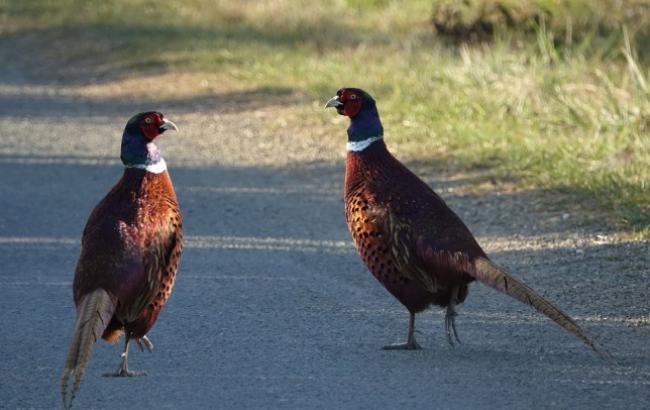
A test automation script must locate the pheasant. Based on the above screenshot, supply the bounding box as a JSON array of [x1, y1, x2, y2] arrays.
[[326, 88, 608, 357], [61, 112, 183, 409]]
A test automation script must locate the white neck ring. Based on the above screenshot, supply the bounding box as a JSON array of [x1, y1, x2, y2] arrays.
[[346, 136, 383, 152], [125, 158, 167, 174]]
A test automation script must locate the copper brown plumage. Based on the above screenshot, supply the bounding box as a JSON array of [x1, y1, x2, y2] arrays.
[[327, 88, 610, 357], [61, 112, 182, 409]]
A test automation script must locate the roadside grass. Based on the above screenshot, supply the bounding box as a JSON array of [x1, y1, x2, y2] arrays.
[[1, 0, 648, 236]]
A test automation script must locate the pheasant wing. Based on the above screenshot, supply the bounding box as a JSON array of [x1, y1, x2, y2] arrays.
[[371, 207, 439, 293], [128, 210, 183, 322]]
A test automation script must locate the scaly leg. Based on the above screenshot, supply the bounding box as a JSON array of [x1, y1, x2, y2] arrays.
[[103, 334, 149, 377], [382, 312, 422, 350], [445, 287, 461, 346]]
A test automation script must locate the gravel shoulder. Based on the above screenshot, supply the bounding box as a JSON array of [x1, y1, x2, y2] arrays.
[[0, 49, 649, 409]]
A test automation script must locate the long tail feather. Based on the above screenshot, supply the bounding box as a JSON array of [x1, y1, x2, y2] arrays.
[[472, 257, 612, 361], [61, 288, 116, 409]]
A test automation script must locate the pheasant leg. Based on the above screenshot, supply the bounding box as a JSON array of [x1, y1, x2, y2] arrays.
[[445, 287, 461, 346], [135, 335, 154, 352], [103, 335, 148, 377], [382, 312, 422, 350]]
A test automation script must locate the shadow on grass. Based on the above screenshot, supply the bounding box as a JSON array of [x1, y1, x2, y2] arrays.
[[0, 15, 372, 85], [405, 156, 650, 235], [0, 85, 305, 118]]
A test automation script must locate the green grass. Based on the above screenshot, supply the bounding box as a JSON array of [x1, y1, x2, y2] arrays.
[[1, 0, 648, 235]]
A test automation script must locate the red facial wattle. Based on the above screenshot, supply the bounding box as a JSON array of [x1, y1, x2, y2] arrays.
[[337, 90, 362, 117], [141, 124, 160, 141], [343, 98, 362, 117], [139, 114, 164, 141]]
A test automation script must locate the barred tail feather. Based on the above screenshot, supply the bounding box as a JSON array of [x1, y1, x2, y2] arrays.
[[472, 257, 612, 361], [61, 288, 116, 409]]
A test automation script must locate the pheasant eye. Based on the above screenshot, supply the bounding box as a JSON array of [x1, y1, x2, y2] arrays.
[[144, 117, 153, 124], [350, 94, 357, 100]]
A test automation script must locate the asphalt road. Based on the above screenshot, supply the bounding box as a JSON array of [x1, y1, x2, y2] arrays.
[[1, 56, 649, 409]]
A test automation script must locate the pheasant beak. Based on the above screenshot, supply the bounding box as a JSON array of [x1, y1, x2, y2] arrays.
[[324, 95, 343, 109], [159, 118, 179, 133]]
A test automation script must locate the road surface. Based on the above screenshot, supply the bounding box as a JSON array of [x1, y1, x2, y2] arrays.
[[0, 48, 649, 409]]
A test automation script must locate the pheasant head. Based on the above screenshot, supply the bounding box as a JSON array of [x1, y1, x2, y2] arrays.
[[120, 111, 178, 171], [325, 88, 383, 150]]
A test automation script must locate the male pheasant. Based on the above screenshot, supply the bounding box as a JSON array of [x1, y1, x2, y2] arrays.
[[61, 112, 183, 408], [326, 88, 608, 357]]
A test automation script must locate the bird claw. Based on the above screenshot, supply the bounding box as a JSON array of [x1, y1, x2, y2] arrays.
[[103, 369, 147, 377], [384, 312, 422, 350], [382, 337, 422, 350], [445, 309, 461, 346], [102, 335, 151, 378], [135, 336, 154, 353], [103, 352, 148, 377]]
